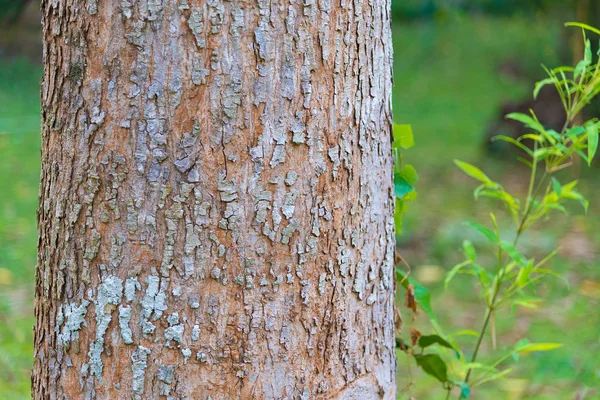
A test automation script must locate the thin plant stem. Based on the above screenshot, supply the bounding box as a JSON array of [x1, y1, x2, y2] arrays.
[[462, 243, 505, 386], [461, 148, 548, 395], [463, 308, 492, 385], [516, 171, 548, 242]]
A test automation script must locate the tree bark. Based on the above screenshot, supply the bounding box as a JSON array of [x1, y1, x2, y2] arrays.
[[33, 0, 395, 398]]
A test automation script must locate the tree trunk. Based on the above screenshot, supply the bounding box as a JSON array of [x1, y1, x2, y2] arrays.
[[33, 0, 395, 398]]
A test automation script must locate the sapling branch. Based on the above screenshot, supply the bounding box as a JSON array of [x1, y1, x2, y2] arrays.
[[462, 152, 541, 389], [404, 22, 600, 400], [462, 130, 564, 393]]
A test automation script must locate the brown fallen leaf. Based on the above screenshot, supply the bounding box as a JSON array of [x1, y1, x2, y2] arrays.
[[394, 306, 403, 335], [410, 327, 422, 347], [405, 284, 418, 315]]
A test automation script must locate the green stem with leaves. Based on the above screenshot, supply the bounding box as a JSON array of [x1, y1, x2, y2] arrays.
[[461, 154, 547, 393], [410, 23, 600, 400]]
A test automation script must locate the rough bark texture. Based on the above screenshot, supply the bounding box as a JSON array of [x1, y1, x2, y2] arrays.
[[33, 0, 395, 398]]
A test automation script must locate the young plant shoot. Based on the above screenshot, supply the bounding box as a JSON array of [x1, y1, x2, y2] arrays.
[[396, 22, 600, 399]]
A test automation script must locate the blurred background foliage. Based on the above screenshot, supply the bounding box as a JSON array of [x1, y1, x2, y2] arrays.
[[0, 0, 599, 399]]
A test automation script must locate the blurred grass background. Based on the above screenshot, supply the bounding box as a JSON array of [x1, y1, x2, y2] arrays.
[[0, 1, 599, 399], [0, 58, 41, 397]]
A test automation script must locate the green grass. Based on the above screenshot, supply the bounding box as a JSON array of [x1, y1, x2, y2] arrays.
[[393, 15, 600, 399], [0, 57, 41, 398]]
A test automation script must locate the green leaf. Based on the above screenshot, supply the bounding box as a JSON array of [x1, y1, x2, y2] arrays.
[[474, 183, 497, 199], [475, 189, 520, 224], [414, 354, 448, 383], [492, 135, 533, 156], [516, 261, 533, 287], [585, 38, 593, 64], [534, 247, 561, 270], [546, 129, 561, 141], [520, 133, 543, 142], [396, 268, 444, 335], [512, 298, 541, 309], [473, 264, 493, 288], [393, 123, 415, 149], [459, 382, 471, 399], [555, 143, 569, 153], [503, 260, 518, 275], [509, 111, 560, 144], [575, 148, 590, 164], [454, 160, 492, 184], [465, 222, 499, 243], [560, 181, 589, 212], [541, 65, 569, 111], [506, 112, 540, 128], [473, 368, 515, 387], [394, 174, 414, 199], [551, 177, 562, 196], [517, 157, 533, 168], [394, 164, 419, 200], [535, 268, 571, 288], [545, 203, 568, 215], [399, 164, 419, 185], [562, 180, 578, 191], [451, 330, 479, 337], [587, 123, 598, 165], [534, 147, 563, 160], [574, 59, 589, 79], [566, 126, 586, 137], [463, 240, 476, 262], [418, 335, 454, 350], [506, 112, 546, 137], [445, 260, 471, 289], [515, 342, 563, 353], [500, 241, 527, 267], [533, 78, 554, 99]]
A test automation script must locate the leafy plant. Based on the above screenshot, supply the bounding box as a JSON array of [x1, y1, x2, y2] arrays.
[[396, 22, 600, 398], [393, 123, 418, 235]]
